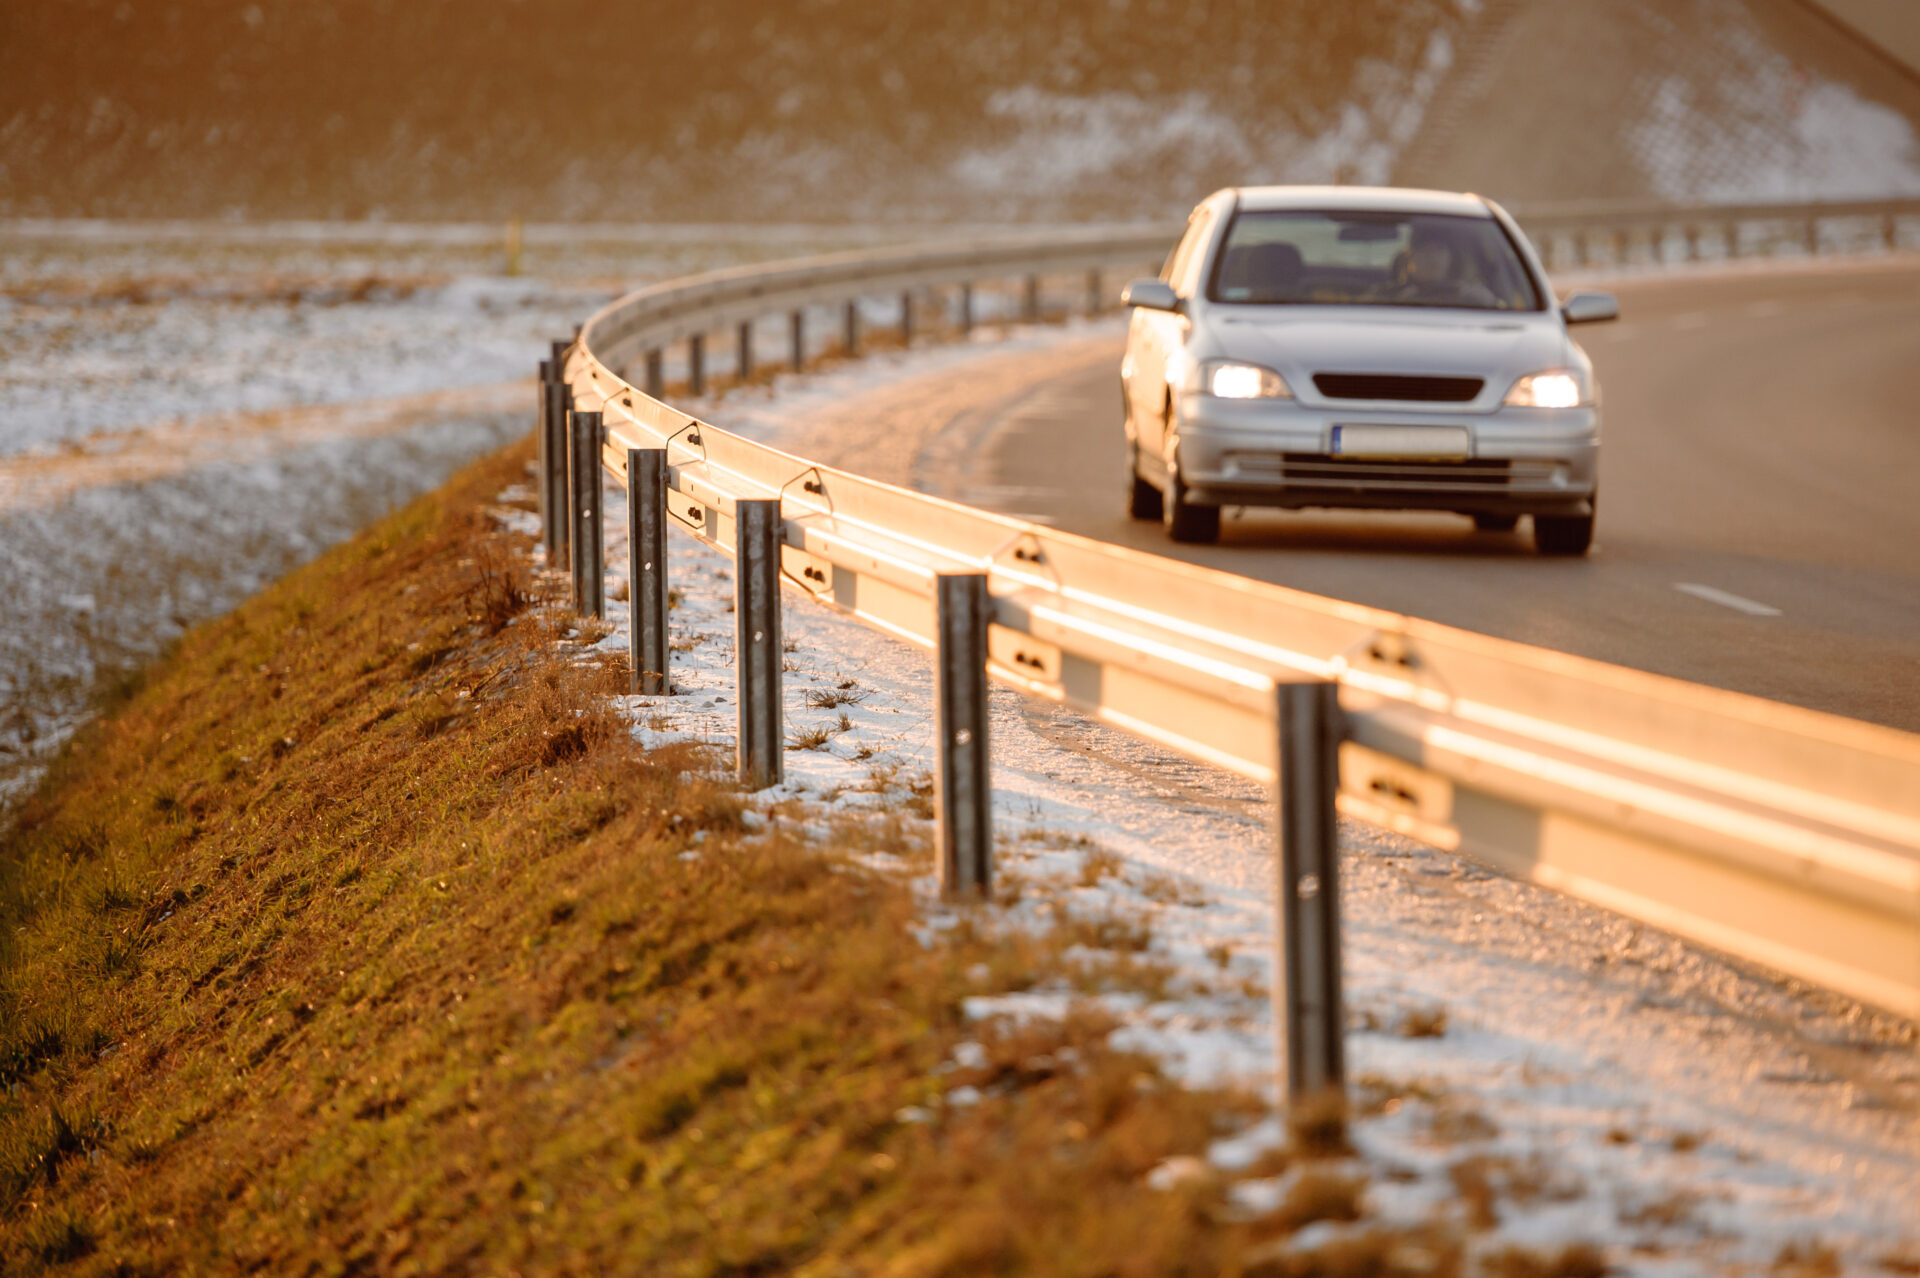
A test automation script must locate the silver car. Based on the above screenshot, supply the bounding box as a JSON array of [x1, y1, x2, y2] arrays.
[[1120, 186, 1617, 554]]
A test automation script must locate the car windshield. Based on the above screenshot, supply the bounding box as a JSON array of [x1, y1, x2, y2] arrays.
[[1206, 209, 1543, 312]]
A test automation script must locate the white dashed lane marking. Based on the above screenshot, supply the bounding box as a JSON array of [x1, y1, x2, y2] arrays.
[[1674, 582, 1782, 616]]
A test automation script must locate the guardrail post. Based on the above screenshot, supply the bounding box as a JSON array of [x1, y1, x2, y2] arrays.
[[645, 349, 664, 400], [1574, 230, 1589, 268], [843, 301, 860, 356], [790, 310, 805, 371], [688, 334, 706, 397], [1085, 267, 1102, 315], [1272, 680, 1345, 1111], [544, 378, 571, 572], [734, 499, 783, 788], [1726, 222, 1740, 259], [1023, 274, 1041, 322], [568, 410, 605, 618], [958, 283, 974, 335], [737, 320, 754, 383], [1804, 217, 1820, 256], [935, 574, 992, 900], [1884, 213, 1900, 252], [900, 290, 914, 346], [536, 358, 553, 545], [627, 447, 670, 696]]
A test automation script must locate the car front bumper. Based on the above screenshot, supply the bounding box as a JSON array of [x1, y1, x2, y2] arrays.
[[1170, 393, 1599, 516]]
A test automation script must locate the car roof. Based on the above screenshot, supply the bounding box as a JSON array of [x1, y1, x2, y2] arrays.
[[1224, 185, 1493, 217]]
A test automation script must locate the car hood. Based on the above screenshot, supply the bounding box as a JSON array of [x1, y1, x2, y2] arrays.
[[1207, 307, 1571, 396]]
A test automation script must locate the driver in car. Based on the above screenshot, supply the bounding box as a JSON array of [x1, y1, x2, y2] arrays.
[[1384, 223, 1500, 308]]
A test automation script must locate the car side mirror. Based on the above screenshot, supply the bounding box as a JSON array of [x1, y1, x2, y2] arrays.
[[1562, 291, 1619, 325], [1122, 278, 1182, 313]]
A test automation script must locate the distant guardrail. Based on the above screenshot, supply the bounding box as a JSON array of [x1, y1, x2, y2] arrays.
[[539, 197, 1920, 1106], [1515, 194, 1920, 269]]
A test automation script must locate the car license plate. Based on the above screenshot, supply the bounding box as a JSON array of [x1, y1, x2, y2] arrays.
[[1331, 425, 1471, 459]]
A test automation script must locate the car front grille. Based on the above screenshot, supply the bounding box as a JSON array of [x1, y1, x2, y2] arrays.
[[1311, 373, 1485, 403], [1271, 454, 1527, 491]]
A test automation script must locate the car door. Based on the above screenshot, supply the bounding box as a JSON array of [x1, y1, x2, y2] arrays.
[[1129, 203, 1217, 465]]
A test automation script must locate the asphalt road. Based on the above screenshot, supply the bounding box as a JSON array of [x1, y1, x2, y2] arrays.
[[917, 260, 1920, 732]]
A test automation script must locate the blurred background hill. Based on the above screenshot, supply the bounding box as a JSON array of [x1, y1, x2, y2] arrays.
[[0, 0, 1453, 223], [3, 0, 1920, 222]]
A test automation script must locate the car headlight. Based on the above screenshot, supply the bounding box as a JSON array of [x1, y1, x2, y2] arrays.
[[1199, 360, 1292, 400], [1503, 370, 1587, 408]]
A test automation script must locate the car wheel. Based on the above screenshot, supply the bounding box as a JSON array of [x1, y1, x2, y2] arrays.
[[1162, 461, 1220, 544], [1126, 444, 1163, 521], [1533, 513, 1594, 556], [1472, 513, 1519, 533]]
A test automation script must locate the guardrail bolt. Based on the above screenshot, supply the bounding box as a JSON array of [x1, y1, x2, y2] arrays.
[[935, 573, 993, 901], [1272, 680, 1346, 1112], [737, 320, 754, 384], [627, 447, 671, 696], [843, 301, 860, 357], [688, 334, 706, 398], [645, 348, 664, 400], [568, 410, 605, 618], [1023, 274, 1041, 323], [958, 283, 974, 335], [734, 499, 783, 788], [790, 310, 806, 371], [544, 378, 572, 572]]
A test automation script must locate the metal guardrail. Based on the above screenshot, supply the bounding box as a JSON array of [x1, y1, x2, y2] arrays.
[[544, 203, 1920, 1096], [1515, 195, 1920, 269]]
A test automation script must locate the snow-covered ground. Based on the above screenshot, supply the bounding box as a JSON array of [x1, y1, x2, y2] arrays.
[[0, 221, 912, 806], [1624, 3, 1920, 205], [543, 316, 1920, 1271]]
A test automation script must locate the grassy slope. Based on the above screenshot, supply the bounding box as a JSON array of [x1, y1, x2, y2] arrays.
[[0, 440, 1443, 1275]]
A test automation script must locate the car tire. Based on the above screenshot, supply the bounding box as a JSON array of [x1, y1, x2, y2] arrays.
[[1162, 463, 1220, 544], [1472, 513, 1519, 533], [1126, 445, 1163, 521], [1533, 513, 1594, 556]]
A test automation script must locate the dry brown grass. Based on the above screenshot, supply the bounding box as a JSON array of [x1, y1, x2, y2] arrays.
[[1274, 1088, 1351, 1163], [1398, 1005, 1449, 1039], [1480, 1242, 1610, 1278], [1617, 1187, 1701, 1230], [1242, 1223, 1464, 1277], [1772, 1239, 1842, 1277], [1427, 1101, 1501, 1145], [1077, 845, 1124, 888], [802, 685, 868, 710], [0, 436, 1438, 1275], [1447, 1153, 1585, 1234]]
